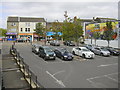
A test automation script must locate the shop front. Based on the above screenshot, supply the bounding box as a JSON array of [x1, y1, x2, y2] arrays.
[[6, 32, 17, 41], [18, 33, 33, 42]]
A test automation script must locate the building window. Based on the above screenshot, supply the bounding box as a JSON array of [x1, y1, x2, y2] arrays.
[[28, 28, 30, 32], [26, 22, 30, 26], [25, 28, 27, 32], [21, 28, 23, 32], [11, 23, 16, 26]]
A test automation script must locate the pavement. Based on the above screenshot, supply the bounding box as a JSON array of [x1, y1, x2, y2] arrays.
[[14, 42, 119, 88], [2, 42, 29, 89]]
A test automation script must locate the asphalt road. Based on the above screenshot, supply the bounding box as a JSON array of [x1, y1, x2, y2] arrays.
[[15, 43, 118, 88]]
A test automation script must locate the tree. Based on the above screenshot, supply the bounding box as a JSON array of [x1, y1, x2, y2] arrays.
[[34, 23, 45, 40], [62, 17, 83, 46], [92, 31, 100, 45], [62, 20, 74, 41], [103, 21, 114, 47], [34, 23, 48, 45], [0, 28, 7, 36], [73, 17, 83, 46], [51, 21, 63, 40]]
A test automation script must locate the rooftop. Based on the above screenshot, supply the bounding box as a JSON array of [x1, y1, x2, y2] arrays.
[[7, 16, 45, 22]]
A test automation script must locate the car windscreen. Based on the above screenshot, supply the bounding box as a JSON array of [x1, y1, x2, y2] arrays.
[[44, 48, 53, 53], [82, 48, 90, 51], [60, 49, 69, 53], [101, 48, 108, 51]]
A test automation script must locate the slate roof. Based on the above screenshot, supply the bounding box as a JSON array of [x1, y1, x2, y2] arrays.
[[7, 16, 45, 22]]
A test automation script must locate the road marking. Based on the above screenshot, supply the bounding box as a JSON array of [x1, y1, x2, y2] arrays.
[[46, 71, 66, 87], [87, 72, 118, 80], [33, 53, 48, 63], [104, 75, 118, 83], [97, 63, 118, 67], [86, 72, 119, 88], [87, 78, 106, 88], [53, 70, 65, 76]]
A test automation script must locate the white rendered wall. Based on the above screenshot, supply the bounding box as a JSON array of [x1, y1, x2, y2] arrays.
[[85, 39, 119, 48]]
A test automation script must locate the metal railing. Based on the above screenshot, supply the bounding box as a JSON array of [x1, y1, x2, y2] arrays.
[[10, 45, 44, 89]]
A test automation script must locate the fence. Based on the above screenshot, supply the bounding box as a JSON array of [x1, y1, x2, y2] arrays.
[[10, 45, 44, 89]]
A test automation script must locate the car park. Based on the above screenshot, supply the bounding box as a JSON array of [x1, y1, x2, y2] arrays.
[[92, 47, 110, 56], [38, 46, 56, 60], [106, 47, 120, 56], [72, 47, 95, 59], [32, 44, 41, 54], [50, 40, 60, 46], [63, 41, 75, 46], [54, 48, 73, 60]]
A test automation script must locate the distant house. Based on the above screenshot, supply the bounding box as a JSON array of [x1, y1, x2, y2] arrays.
[[7, 16, 46, 41]]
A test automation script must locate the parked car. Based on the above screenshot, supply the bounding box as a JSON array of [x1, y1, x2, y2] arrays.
[[106, 47, 120, 56], [54, 48, 73, 60], [16, 38, 24, 42], [63, 41, 75, 46], [83, 44, 97, 52], [32, 44, 41, 54], [38, 46, 56, 60], [72, 47, 95, 59], [92, 47, 110, 56], [50, 40, 60, 46]]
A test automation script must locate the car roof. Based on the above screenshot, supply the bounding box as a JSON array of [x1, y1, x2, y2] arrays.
[[78, 47, 87, 49]]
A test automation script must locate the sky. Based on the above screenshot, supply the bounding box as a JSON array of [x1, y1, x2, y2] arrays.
[[0, 0, 119, 29]]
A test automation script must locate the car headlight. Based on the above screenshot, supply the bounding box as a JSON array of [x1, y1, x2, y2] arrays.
[[54, 54, 56, 56], [46, 54, 49, 56], [64, 56, 68, 57], [36, 49, 39, 52]]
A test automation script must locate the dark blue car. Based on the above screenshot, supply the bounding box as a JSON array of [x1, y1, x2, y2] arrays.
[[54, 48, 73, 61]]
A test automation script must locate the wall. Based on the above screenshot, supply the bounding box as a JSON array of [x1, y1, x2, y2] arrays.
[[84, 39, 119, 48]]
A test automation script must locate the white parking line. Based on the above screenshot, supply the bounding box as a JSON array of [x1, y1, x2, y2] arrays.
[[53, 70, 65, 76], [97, 63, 118, 67], [86, 72, 118, 88], [87, 72, 118, 80], [86, 78, 106, 88], [46, 71, 66, 87], [104, 75, 118, 83], [33, 53, 48, 63]]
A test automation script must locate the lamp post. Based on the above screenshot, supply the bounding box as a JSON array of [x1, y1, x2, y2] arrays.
[[44, 19, 47, 45]]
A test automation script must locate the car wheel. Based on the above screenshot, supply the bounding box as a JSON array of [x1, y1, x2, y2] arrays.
[[100, 53, 103, 56], [82, 54, 86, 58], [72, 51, 75, 55], [38, 54, 41, 57], [44, 57, 47, 61], [61, 56, 64, 60]]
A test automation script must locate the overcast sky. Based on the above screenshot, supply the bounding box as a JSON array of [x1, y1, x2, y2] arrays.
[[0, 0, 119, 29]]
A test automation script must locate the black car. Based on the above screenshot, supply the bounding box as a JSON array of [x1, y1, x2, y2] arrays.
[[106, 47, 120, 56], [38, 46, 56, 60], [63, 41, 75, 46], [54, 48, 73, 60]]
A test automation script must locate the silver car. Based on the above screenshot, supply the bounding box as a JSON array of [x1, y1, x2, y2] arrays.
[[92, 47, 110, 56], [32, 44, 41, 54], [50, 40, 60, 46]]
